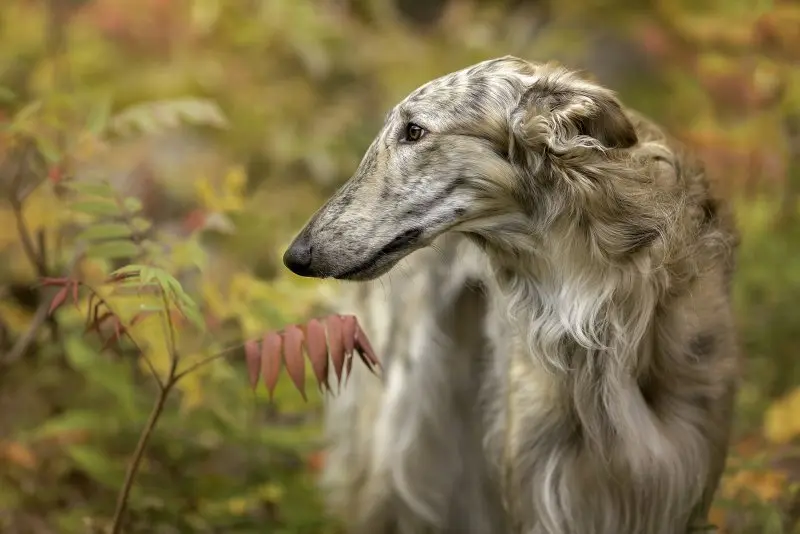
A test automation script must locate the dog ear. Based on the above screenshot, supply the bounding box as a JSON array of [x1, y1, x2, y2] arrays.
[[509, 71, 638, 160]]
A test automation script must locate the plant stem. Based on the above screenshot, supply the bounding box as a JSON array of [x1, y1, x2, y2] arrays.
[[110, 380, 173, 534], [110, 287, 181, 533]]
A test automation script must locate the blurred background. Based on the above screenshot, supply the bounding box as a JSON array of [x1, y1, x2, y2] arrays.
[[0, 0, 798, 532]]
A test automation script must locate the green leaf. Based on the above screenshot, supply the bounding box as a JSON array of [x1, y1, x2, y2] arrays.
[[87, 240, 140, 260], [123, 197, 143, 213], [110, 264, 147, 278], [67, 180, 116, 198], [11, 100, 42, 128], [138, 265, 158, 285], [67, 444, 126, 489], [87, 94, 112, 136], [72, 200, 120, 217], [38, 137, 61, 164], [110, 97, 229, 137], [180, 302, 206, 332], [64, 335, 140, 417], [131, 217, 153, 233], [77, 223, 133, 242], [0, 86, 15, 103], [33, 410, 119, 440]]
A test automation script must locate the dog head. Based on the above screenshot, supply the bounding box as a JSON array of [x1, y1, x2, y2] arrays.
[[283, 56, 644, 280]]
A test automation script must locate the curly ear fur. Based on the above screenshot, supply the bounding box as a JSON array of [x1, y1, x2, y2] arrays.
[[509, 67, 639, 159]]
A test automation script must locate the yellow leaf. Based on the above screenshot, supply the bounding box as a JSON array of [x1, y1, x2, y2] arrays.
[[0, 300, 35, 334], [226, 496, 249, 516], [222, 165, 247, 195], [177, 370, 206, 413], [258, 482, 285, 503], [722, 467, 787, 503], [193, 176, 220, 212], [764, 387, 800, 445]]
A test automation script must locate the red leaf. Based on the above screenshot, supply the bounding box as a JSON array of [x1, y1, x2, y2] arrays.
[[113, 317, 123, 340], [261, 332, 283, 401], [325, 315, 345, 390], [101, 333, 116, 351], [101, 317, 124, 351], [283, 325, 307, 401], [48, 166, 62, 184], [48, 286, 69, 316], [86, 311, 113, 335], [40, 277, 68, 287], [342, 315, 356, 357], [354, 319, 380, 374], [305, 319, 330, 393], [244, 339, 260, 391], [130, 310, 155, 326], [182, 209, 207, 233], [344, 351, 354, 386]]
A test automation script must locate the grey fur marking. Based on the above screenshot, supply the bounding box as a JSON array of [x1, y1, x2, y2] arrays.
[[286, 56, 741, 534]]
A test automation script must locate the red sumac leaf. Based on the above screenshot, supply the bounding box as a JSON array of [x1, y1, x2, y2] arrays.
[[354, 320, 380, 374], [101, 333, 116, 351], [342, 315, 356, 357], [283, 324, 307, 401], [261, 332, 283, 401], [344, 351, 354, 386], [86, 311, 112, 335], [244, 339, 260, 391], [40, 277, 68, 287], [130, 310, 154, 326], [325, 315, 345, 390], [112, 316, 123, 340], [305, 318, 330, 393], [48, 286, 69, 316]]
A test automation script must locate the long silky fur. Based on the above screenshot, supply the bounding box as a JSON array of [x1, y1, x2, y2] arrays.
[[297, 56, 741, 534]]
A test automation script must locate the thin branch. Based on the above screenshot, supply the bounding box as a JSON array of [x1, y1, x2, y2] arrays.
[[138, 349, 165, 392], [173, 345, 239, 383], [109, 287, 182, 533], [3, 248, 84, 365], [3, 302, 49, 365], [109, 379, 173, 534], [11, 198, 47, 277]]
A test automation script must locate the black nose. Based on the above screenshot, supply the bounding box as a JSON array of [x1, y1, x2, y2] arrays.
[[283, 234, 315, 277]]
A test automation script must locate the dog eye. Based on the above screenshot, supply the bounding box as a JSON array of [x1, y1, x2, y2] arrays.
[[403, 123, 425, 142]]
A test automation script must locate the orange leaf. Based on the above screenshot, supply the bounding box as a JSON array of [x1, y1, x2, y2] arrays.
[[307, 449, 326, 473], [261, 332, 283, 402], [707, 506, 727, 534], [283, 325, 307, 401], [0, 441, 37, 470], [244, 339, 260, 391], [305, 319, 330, 393]]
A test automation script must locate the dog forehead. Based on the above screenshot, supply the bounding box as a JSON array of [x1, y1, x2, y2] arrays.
[[404, 56, 527, 101]]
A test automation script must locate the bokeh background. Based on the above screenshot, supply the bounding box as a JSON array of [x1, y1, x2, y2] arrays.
[[0, 0, 798, 533]]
